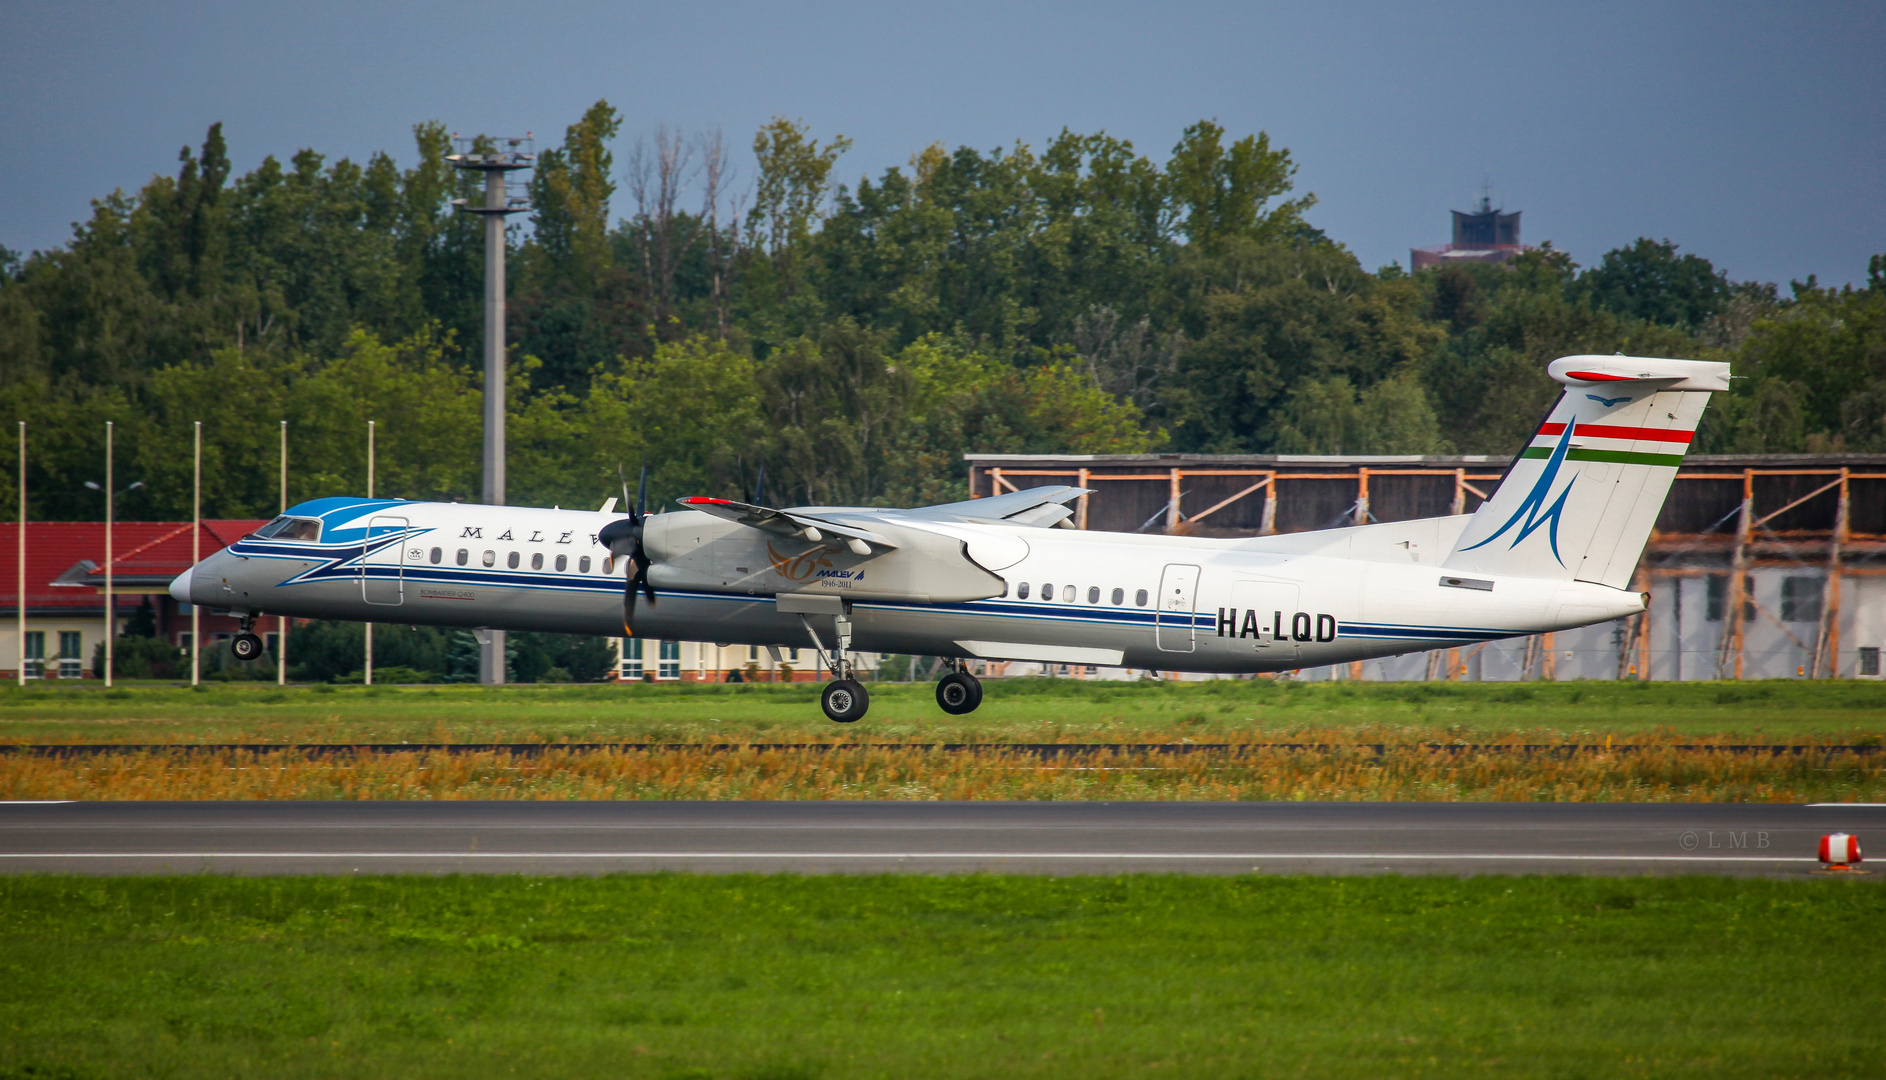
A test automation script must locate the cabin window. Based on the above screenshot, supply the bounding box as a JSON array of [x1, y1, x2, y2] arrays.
[[579, 556, 591, 573], [429, 547, 442, 564], [531, 553, 544, 570], [1016, 582, 1030, 600], [482, 550, 496, 567], [1000, 581, 1009, 597], [1111, 588, 1124, 605], [507, 552, 520, 569], [1088, 586, 1100, 604], [555, 554, 567, 572], [1063, 585, 1075, 602], [604, 556, 614, 573], [1135, 589, 1149, 606], [456, 548, 468, 566], [1042, 583, 1054, 600]]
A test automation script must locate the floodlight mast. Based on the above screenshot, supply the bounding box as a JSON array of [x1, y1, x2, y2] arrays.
[[449, 135, 533, 685]]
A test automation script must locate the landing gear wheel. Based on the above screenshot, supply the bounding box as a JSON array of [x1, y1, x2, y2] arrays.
[[230, 632, 265, 662], [821, 679, 870, 723], [936, 671, 983, 715]]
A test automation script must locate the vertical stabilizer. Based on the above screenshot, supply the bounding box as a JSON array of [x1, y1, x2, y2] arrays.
[[1442, 355, 1729, 588]]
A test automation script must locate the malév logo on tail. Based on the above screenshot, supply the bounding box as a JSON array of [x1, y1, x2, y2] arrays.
[[1460, 418, 1577, 564]]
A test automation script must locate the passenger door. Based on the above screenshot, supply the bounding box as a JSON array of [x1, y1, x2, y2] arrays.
[[1155, 563, 1202, 652], [362, 515, 409, 606]]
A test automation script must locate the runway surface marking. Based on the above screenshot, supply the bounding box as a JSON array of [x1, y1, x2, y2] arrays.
[[0, 852, 1820, 863]]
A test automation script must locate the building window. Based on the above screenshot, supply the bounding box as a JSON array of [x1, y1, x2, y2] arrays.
[[178, 633, 193, 652], [1111, 588, 1124, 605], [1780, 576, 1822, 623], [22, 631, 44, 678], [658, 640, 681, 680], [749, 645, 760, 662], [1860, 647, 1881, 677], [621, 638, 644, 680], [265, 633, 279, 658], [58, 631, 83, 679], [1704, 575, 1753, 622]]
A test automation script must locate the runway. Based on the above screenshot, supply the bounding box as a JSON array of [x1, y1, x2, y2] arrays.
[[2, 801, 1880, 876]]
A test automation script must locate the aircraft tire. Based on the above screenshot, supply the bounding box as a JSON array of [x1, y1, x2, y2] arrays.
[[936, 671, 982, 715], [230, 633, 265, 662], [821, 679, 870, 723]]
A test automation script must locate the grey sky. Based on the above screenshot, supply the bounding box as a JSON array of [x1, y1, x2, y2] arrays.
[[5, 0, 1881, 286]]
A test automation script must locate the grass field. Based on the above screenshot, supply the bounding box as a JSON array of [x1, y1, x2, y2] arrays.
[[5, 680, 1880, 802], [3, 679, 1883, 744], [0, 874, 1879, 1080]]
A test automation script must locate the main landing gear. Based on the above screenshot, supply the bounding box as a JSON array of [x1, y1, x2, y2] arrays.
[[802, 610, 871, 724], [935, 660, 983, 715], [230, 615, 265, 662]]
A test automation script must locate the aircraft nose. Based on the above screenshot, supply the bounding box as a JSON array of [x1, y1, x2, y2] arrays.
[[169, 567, 196, 604]]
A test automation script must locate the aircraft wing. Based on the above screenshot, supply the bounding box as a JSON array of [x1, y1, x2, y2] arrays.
[[897, 485, 1092, 528], [678, 497, 894, 553]]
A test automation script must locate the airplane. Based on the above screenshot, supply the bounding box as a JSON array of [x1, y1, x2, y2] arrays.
[[172, 354, 1729, 723]]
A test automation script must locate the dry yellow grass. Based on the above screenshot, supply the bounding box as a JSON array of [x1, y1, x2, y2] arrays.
[[4, 738, 1881, 802]]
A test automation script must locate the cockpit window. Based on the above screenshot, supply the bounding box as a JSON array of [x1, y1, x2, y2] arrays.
[[255, 516, 322, 541]]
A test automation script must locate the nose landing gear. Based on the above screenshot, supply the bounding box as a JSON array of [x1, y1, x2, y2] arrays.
[[230, 614, 266, 662], [936, 662, 983, 715]]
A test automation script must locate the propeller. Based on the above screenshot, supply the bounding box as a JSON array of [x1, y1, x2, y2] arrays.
[[598, 463, 656, 630], [750, 460, 767, 507]]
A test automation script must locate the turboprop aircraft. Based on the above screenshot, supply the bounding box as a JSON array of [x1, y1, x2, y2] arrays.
[[172, 355, 1729, 723]]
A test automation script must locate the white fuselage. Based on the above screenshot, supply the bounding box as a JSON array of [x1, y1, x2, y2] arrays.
[[176, 498, 1645, 674]]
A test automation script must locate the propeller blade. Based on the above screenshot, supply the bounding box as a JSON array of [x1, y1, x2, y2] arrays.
[[636, 463, 649, 518], [752, 461, 766, 507]]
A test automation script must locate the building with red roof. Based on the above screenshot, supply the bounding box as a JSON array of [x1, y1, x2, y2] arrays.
[[2, 519, 267, 678]]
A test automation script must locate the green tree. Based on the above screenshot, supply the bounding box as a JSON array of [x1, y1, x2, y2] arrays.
[[1579, 237, 1728, 330]]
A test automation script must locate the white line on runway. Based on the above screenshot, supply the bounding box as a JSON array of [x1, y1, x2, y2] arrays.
[[0, 852, 1821, 862], [1806, 803, 1886, 807]]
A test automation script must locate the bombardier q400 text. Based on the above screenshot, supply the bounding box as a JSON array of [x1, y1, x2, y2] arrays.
[[173, 355, 1728, 722]]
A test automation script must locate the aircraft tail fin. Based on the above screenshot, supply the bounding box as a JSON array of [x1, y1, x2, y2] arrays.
[[1441, 355, 1729, 588]]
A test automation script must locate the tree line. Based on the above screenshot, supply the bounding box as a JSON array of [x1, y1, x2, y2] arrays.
[[3, 100, 1883, 522]]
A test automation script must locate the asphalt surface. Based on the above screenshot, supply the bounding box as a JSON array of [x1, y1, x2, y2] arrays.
[[2, 801, 1881, 876]]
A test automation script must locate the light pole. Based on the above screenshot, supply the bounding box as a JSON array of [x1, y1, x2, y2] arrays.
[[191, 420, 201, 687], [15, 422, 23, 686], [278, 420, 287, 685], [449, 134, 532, 685], [365, 419, 374, 686], [84, 465, 141, 687]]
